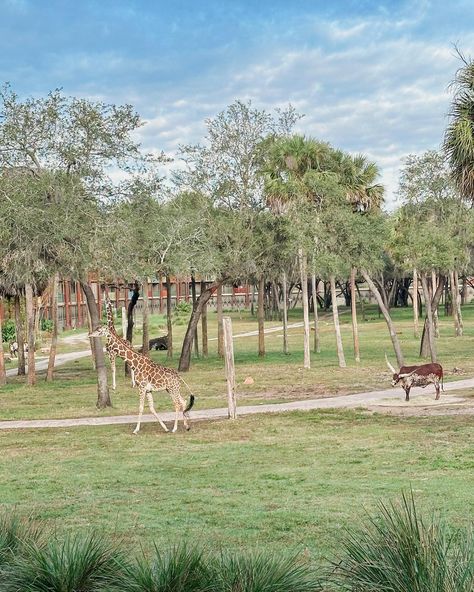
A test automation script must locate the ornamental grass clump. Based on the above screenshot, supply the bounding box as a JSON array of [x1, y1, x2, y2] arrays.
[[112, 543, 207, 592], [206, 551, 322, 592], [0, 513, 42, 568], [3, 532, 123, 592], [331, 492, 474, 592]]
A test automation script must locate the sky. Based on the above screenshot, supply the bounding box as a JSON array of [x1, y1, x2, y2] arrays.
[[1, 0, 474, 209]]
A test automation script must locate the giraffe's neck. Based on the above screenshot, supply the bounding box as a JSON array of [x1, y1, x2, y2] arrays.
[[105, 299, 115, 330], [108, 333, 139, 366]]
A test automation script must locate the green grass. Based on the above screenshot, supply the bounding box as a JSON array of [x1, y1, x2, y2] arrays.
[[0, 410, 472, 566], [2, 303, 474, 421]]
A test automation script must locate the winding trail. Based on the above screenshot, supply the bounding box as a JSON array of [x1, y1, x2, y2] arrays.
[[2, 325, 472, 431], [0, 377, 472, 431]]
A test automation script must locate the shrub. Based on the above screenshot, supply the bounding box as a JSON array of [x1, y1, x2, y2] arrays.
[[173, 302, 192, 326], [0, 513, 42, 569], [113, 543, 207, 592], [40, 318, 53, 333], [207, 551, 322, 592], [331, 492, 474, 592], [3, 532, 123, 592], [1, 320, 15, 344]]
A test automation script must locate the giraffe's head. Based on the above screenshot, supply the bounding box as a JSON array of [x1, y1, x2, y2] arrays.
[[88, 325, 111, 338]]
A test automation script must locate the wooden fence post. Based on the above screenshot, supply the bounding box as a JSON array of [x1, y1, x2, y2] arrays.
[[223, 316, 237, 419]]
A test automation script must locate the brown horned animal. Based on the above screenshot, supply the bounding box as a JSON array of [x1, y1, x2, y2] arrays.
[[89, 323, 194, 434], [385, 354, 444, 402]]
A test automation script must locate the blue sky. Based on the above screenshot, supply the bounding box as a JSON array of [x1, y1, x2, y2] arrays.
[[2, 0, 474, 207]]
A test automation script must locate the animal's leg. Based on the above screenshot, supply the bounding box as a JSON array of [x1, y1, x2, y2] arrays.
[[405, 386, 410, 402], [131, 368, 136, 388], [180, 395, 190, 431], [146, 392, 169, 432], [435, 378, 440, 400], [133, 388, 146, 435], [168, 386, 187, 433]]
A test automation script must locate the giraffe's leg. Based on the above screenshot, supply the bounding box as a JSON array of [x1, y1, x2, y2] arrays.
[[146, 392, 169, 432], [180, 395, 190, 431], [133, 388, 146, 435], [131, 368, 136, 388], [173, 402, 180, 433]]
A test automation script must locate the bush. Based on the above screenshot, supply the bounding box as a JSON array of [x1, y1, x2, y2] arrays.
[[1, 320, 15, 344], [114, 544, 207, 592], [3, 532, 123, 592], [331, 492, 474, 591], [207, 551, 322, 592], [173, 301, 192, 326], [40, 318, 53, 333], [0, 513, 42, 569]]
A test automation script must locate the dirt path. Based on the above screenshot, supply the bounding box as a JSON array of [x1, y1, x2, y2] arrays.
[[0, 378, 472, 431]]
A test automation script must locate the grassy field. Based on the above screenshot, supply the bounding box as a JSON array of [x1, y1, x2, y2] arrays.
[[1, 304, 473, 568], [1, 304, 474, 420], [0, 410, 472, 566]]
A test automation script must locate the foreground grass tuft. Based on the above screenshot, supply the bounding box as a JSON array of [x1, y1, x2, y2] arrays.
[[332, 491, 474, 591], [207, 551, 322, 592], [3, 532, 123, 592], [115, 544, 207, 592], [0, 513, 42, 568]]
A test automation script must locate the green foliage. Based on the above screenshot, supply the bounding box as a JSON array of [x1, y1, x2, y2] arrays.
[[0, 514, 42, 569], [40, 318, 53, 333], [114, 544, 207, 592], [3, 532, 123, 592], [207, 551, 322, 592], [1, 320, 15, 344], [332, 492, 474, 591], [172, 301, 192, 325], [444, 53, 474, 201]]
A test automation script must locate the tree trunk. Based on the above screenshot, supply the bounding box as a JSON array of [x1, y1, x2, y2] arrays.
[[450, 270, 459, 336], [350, 268, 360, 362], [166, 275, 173, 359], [191, 275, 199, 357], [413, 268, 419, 338], [299, 248, 311, 369], [125, 282, 140, 373], [142, 278, 150, 356], [14, 294, 26, 376], [201, 280, 208, 358], [178, 281, 220, 372], [461, 276, 467, 305], [362, 270, 404, 367], [419, 275, 445, 358], [421, 273, 437, 362], [0, 298, 6, 386], [282, 271, 289, 355], [46, 272, 59, 381], [25, 283, 36, 386], [81, 281, 111, 408], [86, 305, 96, 370], [454, 270, 463, 336], [217, 283, 224, 358], [311, 274, 321, 353], [330, 275, 346, 368], [431, 270, 439, 338], [258, 275, 265, 357]]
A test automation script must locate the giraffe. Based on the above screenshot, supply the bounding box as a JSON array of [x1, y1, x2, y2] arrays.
[[104, 298, 135, 389], [89, 323, 195, 434]]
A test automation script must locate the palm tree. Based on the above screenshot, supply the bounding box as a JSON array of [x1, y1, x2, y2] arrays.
[[444, 51, 474, 201]]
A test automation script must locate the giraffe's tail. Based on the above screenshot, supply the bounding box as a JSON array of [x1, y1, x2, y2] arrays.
[[184, 394, 195, 413]]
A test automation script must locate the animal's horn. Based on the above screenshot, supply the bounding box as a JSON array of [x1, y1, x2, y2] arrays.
[[385, 353, 396, 374]]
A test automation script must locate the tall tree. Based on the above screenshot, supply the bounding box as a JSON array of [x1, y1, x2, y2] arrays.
[[444, 51, 474, 202]]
